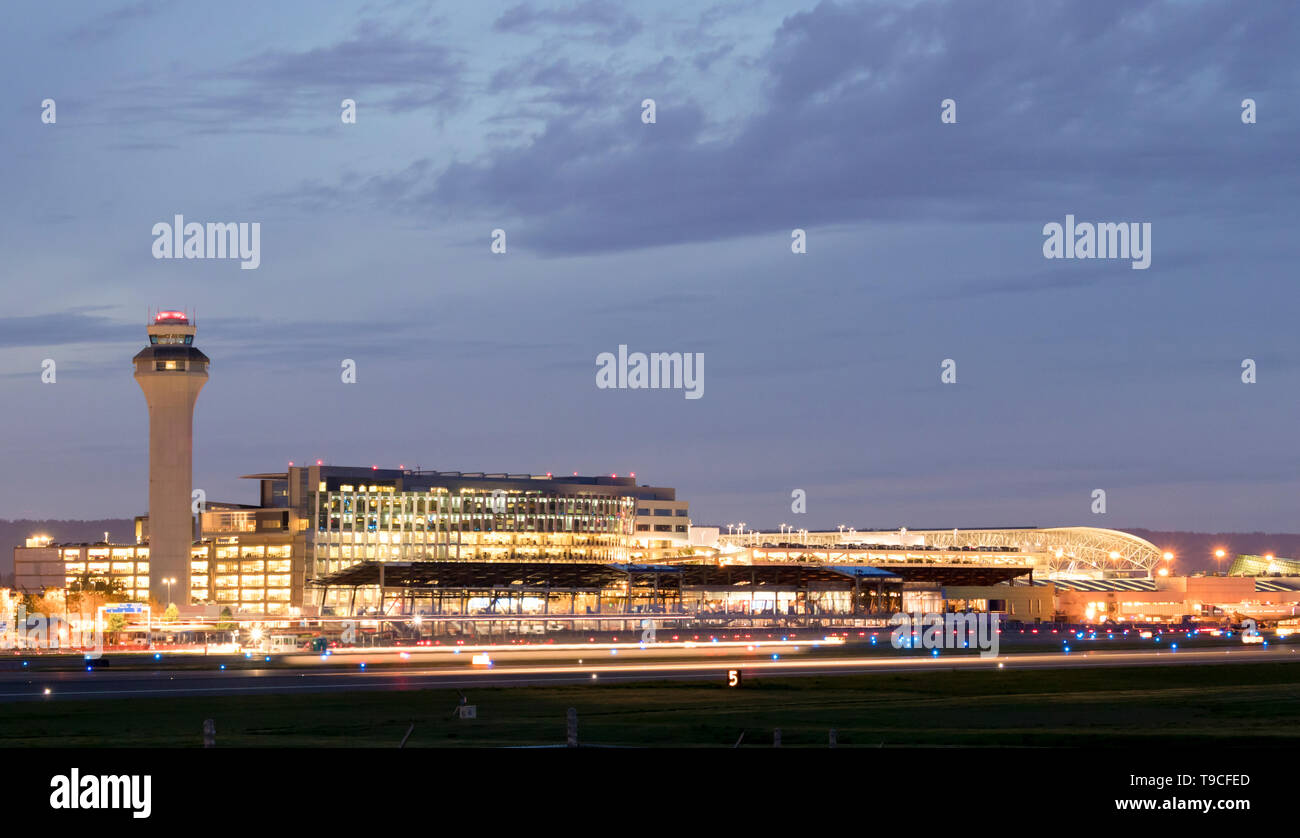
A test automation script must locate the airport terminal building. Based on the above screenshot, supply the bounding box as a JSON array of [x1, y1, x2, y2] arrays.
[[10, 309, 1300, 633], [203, 465, 687, 614], [17, 464, 689, 616]]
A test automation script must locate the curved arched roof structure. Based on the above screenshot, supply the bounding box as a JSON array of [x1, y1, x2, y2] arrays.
[[911, 527, 1163, 576], [717, 526, 1164, 578]]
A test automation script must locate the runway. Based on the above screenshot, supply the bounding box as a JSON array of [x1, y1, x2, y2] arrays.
[[1, 644, 1296, 702]]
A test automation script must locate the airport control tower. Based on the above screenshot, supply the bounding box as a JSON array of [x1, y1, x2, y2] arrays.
[[133, 310, 209, 606]]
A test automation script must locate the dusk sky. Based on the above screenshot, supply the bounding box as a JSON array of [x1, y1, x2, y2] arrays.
[[2, 0, 1298, 532]]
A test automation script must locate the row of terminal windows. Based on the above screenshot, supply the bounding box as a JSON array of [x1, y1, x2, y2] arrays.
[[637, 525, 688, 533], [637, 508, 689, 516]]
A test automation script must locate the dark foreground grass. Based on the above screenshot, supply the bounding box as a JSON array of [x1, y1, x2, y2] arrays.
[[3, 662, 1300, 747]]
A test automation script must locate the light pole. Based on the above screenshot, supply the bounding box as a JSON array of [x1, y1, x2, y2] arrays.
[[163, 576, 177, 607]]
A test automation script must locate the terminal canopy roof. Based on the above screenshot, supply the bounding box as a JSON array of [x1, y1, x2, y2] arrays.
[[311, 561, 902, 591]]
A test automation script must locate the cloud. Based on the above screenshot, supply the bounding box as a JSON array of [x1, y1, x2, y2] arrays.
[[92, 19, 463, 134], [494, 1, 643, 46], [222, 23, 462, 113], [269, 1, 1300, 256], [0, 309, 136, 349], [66, 0, 165, 45]]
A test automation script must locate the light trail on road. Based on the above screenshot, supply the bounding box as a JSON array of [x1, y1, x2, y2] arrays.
[[0, 645, 1295, 702]]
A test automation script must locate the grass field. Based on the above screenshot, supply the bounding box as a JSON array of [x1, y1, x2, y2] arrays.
[[3, 662, 1300, 748]]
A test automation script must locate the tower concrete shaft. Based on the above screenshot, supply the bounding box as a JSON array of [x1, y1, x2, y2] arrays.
[[132, 311, 208, 606]]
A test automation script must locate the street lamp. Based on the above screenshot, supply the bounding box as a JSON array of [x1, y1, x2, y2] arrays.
[[162, 576, 177, 606]]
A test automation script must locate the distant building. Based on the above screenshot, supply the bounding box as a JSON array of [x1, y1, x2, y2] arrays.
[[1228, 554, 1300, 576]]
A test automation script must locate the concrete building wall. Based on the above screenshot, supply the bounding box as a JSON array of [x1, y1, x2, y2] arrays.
[[633, 498, 690, 556], [134, 353, 206, 604], [689, 526, 720, 548], [13, 546, 64, 594]]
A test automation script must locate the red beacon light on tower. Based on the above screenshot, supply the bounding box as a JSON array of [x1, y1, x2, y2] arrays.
[[155, 310, 188, 322]]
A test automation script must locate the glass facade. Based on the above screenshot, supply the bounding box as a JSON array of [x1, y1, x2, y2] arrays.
[[311, 486, 636, 612], [60, 546, 150, 601], [197, 542, 294, 615]]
